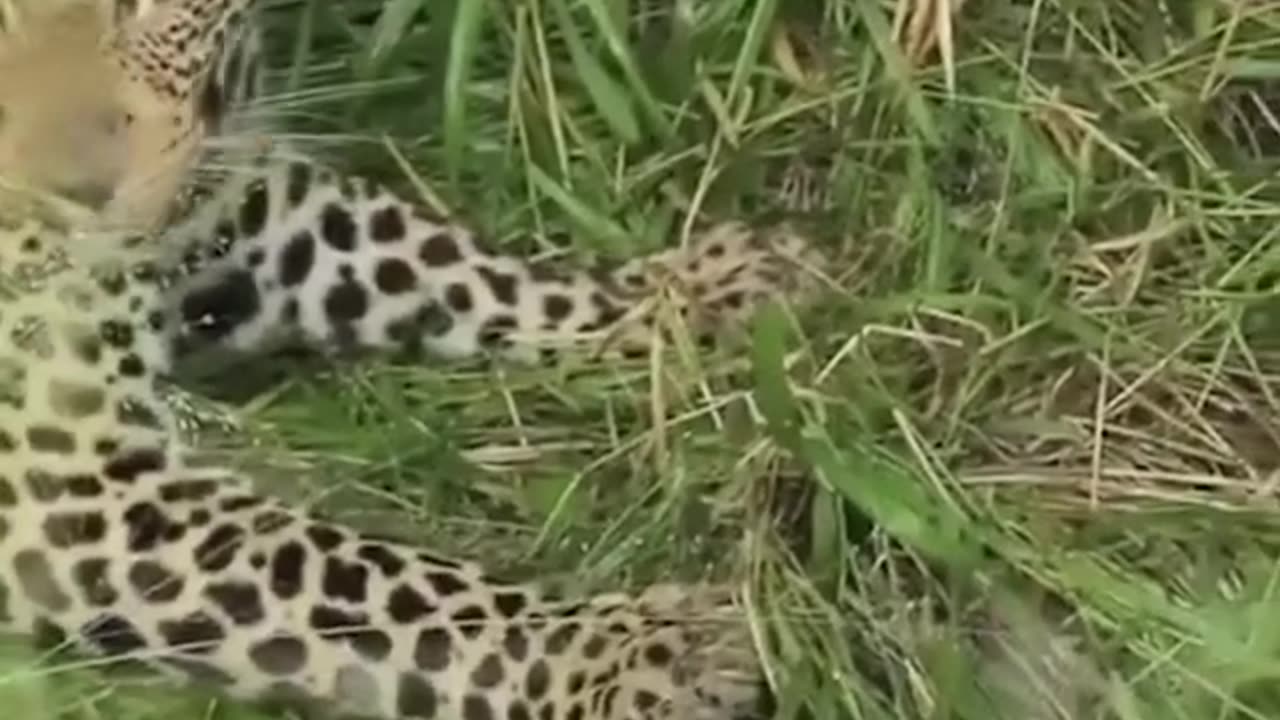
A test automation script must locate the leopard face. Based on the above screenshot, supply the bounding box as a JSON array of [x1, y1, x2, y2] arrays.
[[0, 0, 252, 235]]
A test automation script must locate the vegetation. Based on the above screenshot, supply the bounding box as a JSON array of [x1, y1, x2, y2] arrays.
[[8, 1, 1280, 717]]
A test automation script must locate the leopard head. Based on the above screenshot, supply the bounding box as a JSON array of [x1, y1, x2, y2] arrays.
[[0, 0, 251, 234]]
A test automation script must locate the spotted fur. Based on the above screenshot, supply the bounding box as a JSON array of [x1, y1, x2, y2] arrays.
[[0, 1, 821, 719], [160, 166, 818, 363]]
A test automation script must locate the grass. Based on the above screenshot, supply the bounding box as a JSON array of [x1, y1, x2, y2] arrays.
[[8, 0, 1280, 718]]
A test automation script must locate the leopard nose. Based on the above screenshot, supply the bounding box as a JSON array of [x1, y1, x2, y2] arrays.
[[56, 181, 113, 209]]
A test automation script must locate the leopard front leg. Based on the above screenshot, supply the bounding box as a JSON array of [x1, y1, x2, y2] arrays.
[[161, 162, 820, 366], [4, 467, 766, 720]]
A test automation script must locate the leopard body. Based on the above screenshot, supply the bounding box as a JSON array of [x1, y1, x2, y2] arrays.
[[0, 2, 818, 718]]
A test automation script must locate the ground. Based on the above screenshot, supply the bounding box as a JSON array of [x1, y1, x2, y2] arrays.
[[4, 1, 1280, 718]]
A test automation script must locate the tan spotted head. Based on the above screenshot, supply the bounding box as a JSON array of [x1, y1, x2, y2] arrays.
[[0, 0, 251, 233]]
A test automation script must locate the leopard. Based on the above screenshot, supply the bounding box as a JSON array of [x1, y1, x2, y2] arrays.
[[0, 1, 822, 719]]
